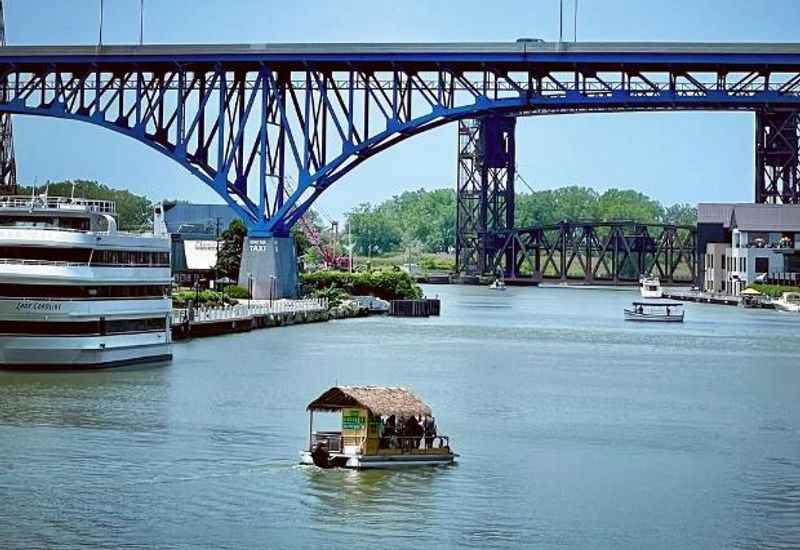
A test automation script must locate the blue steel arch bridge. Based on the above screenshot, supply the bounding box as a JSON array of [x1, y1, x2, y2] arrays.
[[2, 41, 800, 294]]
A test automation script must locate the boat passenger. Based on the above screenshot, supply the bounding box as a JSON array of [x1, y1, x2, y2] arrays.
[[637, 305, 643, 314], [423, 416, 437, 449], [381, 415, 397, 449], [404, 415, 424, 449]]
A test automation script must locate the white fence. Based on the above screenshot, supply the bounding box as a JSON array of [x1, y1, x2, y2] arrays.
[[173, 298, 328, 324]]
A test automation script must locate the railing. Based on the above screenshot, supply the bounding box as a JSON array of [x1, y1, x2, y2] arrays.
[[0, 195, 116, 214], [173, 298, 328, 324], [310, 432, 450, 453]]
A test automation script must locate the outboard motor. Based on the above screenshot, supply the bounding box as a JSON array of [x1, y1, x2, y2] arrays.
[[310, 441, 332, 468]]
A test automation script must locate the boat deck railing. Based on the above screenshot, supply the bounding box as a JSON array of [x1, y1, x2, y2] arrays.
[[311, 431, 450, 453], [0, 195, 116, 214]]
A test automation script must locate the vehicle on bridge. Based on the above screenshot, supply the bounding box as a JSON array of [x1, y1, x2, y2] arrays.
[[301, 386, 456, 469], [0, 194, 172, 368]]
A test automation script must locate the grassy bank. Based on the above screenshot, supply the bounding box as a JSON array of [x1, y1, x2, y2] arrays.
[[750, 283, 800, 298]]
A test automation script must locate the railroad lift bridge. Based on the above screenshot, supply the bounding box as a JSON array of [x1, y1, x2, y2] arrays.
[[3, 41, 800, 295]]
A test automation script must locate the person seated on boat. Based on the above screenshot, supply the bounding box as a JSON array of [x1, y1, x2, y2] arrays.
[[403, 415, 424, 450], [636, 305, 643, 314], [381, 415, 397, 449], [423, 416, 437, 449]]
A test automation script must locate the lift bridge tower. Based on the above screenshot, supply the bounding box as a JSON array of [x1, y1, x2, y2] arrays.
[[455, 117, 516, 278], [0, 0, 15, 194]]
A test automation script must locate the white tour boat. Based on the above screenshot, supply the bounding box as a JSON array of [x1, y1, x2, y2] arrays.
[[0, 194, 172, 369], [772, 292, 800, 313], [639, 276, 663, 299], [301, 386, 457, 469]]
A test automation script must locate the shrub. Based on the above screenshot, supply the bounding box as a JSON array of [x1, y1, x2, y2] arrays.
[[751, 283, 799, 298], [223, 285, 251, 299], [171, 289, 234, 308], [300, 270, 422, 300]]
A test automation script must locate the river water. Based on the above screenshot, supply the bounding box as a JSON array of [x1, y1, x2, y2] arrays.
[[1, 285, 799, 549]]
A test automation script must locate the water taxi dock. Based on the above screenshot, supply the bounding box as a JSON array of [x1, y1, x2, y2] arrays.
[[171, 299, 331, 340]]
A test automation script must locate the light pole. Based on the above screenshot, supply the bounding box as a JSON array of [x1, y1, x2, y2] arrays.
[[247, 273, 253, 308], [269, 275, 277, 308]]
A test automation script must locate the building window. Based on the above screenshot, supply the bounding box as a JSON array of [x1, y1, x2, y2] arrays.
[[755, 257, 769, 273]]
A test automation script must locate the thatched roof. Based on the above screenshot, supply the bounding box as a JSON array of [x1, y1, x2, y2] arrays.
[[307, 386, 432, 416]]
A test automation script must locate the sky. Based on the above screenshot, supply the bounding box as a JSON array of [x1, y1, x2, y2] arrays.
[[5, 0, 800, 221]]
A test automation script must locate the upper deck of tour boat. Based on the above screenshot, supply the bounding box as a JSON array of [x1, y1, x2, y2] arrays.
[[302, 385, 456, 469]]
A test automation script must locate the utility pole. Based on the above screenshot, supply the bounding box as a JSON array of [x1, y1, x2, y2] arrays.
[[98, 0, 104, 47], [139, 0, 144, 46], [348, 219, 353, 273]]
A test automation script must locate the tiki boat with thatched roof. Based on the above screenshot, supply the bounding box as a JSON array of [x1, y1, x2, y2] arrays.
[[301, 386, 456, 469]]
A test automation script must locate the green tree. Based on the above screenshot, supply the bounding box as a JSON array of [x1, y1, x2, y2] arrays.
[[662, 203, 697, 226], [18, 179, 152, 230], [596, 188, 663, 223], [214, 219, 247, 280]]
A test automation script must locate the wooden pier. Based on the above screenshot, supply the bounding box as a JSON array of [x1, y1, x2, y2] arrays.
[[663, 291, 739, 306], [388, 298, 441, 317]]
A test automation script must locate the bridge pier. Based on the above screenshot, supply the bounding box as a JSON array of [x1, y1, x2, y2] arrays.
[[755, 110, 800, 204], [238, 236, 299, 299]]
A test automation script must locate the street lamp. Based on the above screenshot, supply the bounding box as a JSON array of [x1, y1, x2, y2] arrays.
[[247, 272, 253, 308], [269, 275, 277, 308]]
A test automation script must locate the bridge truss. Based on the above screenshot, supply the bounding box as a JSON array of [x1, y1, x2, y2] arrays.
[[1, 44, 800, 235], [484, 222, 697, 285]]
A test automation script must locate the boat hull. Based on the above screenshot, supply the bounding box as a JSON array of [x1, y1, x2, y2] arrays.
[[0, 335, 172, 369], [300, 451, 456, 469], [624, 310, 684, 322]]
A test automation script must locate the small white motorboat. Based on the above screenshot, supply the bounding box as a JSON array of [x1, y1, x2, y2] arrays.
[[772, 292, 800, 312], [624, 302, 684, 323], [488, 279, 506, 291], [639, 276, 663, 299]]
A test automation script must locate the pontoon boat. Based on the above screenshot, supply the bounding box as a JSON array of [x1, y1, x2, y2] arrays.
[[301, 386, 457, 469]]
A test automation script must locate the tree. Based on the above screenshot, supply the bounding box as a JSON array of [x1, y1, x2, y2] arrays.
[[215, 219, 247, 280], [18, 179, 152, 230], [662, 203, 697, 226]]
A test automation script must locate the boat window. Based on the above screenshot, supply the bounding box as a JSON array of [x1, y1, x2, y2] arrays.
[[0, 215, 90, 230], [105, 317, 167, 334], [0, 283, 170, 299]]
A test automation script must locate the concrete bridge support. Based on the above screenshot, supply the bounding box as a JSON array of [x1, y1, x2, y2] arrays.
[[238, 236, 299, 299]]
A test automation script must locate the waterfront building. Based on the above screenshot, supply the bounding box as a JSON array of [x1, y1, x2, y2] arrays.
[[0, 194, 172, 368], [153, 201, 239, 288], [698, 203, 800, 295]]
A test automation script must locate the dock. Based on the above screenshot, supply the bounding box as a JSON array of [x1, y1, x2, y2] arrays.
[[388, 298, 441, 317], [171, 299, 330, 341], [663, 290, 739, 306]]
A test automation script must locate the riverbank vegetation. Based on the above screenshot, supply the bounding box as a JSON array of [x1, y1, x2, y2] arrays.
[[345, 186, 697, 256], [750, 283, 800, 298], [300, 270, 422, 301]]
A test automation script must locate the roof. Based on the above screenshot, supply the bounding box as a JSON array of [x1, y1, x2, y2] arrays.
[[741, 287, 762, 295], [697, 203, 736, 226], [730, 204, 800, 232], [307, 386, 432, 417]]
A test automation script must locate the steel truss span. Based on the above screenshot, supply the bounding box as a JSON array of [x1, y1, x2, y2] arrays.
[[2, 43, 800, 234], [485, 222, 697, 285]]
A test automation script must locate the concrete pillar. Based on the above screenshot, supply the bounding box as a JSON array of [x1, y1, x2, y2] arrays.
[[238, 236, 299, 299]]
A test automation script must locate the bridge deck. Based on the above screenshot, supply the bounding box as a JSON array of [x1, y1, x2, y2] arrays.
[[2, 42, 800, 68]]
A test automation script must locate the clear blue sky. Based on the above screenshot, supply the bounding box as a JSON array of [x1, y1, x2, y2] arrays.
[[6, 0, 800, 220]]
